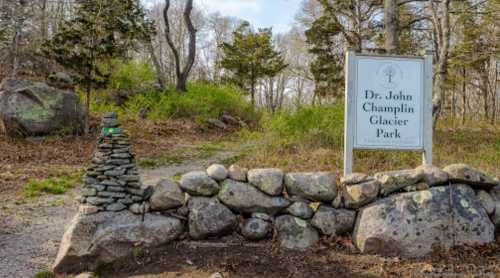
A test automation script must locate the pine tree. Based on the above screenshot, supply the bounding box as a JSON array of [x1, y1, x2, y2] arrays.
[[220, 22, 287, 106], [43, 0, 153, 133]]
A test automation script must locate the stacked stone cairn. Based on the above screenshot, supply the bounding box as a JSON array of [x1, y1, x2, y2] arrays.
[[79, 112, 145, 213]]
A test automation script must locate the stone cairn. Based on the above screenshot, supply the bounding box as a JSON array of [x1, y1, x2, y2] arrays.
[[79, 112, 145, 212]]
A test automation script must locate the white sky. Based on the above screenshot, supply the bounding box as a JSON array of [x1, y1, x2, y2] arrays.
[[144, 0, 303, 34]]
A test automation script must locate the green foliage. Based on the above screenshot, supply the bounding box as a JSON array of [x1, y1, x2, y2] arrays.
[[43, 0, 154, 93], [108, 59, 157, 93], [257, 104, 344, 148], [24, 171, 83, 198], [220, 22, 287, 104], [33, 271, 55, 278]]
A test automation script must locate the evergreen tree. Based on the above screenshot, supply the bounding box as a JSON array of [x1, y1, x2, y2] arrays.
[[220, 22, 287, 105], [43, 0, 153, 132]]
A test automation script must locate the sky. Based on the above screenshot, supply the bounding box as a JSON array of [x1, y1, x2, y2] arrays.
[[196, 0, 303, 34]]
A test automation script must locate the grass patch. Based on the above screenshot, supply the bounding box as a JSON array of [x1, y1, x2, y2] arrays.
[[233, 104, 500, 177], [33, 271, 55, 278], [24, 171, 83, 198]]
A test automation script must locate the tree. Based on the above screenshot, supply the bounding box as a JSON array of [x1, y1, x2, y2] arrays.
[[163, 0, 197, 92], [220, 22, 287, 106], [44, 0, 153, 133]]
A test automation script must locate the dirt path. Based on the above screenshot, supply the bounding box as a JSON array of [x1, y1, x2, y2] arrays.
[[0, 148, 240, 278]]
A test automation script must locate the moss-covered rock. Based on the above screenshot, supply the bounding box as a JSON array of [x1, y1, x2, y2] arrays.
[[0, 79, 85, 137]]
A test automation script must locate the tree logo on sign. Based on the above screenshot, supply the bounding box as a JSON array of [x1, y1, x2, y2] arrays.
[[377, 63, 403, 89]]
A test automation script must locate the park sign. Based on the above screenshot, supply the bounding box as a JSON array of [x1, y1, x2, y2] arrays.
[[343, 50, 433, 175]]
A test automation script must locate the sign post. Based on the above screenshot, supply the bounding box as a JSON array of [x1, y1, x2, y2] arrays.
[[344, 50, 433, 176]]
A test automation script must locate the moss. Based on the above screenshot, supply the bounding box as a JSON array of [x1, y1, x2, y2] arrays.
[[24, 171, 83, 198], [412, 191, 432, 204], [33, 271, 55, 278]]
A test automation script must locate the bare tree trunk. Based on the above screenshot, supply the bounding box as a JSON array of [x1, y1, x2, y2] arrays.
[[147, 39, 166, 90], [431, 0, 451, 126], [461, 67, 467, 125], [163, 0, 196, 92], [384, 0, 399, 54]]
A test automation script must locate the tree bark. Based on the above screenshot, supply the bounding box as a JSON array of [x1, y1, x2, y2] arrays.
[[384, 0, 400, 54], [163, 0, 196, 92]]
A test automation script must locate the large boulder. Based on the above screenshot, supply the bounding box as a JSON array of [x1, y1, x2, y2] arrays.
[[443, 164, 497, 189], [247, 168, 284, 196], [275, 215, 319, 250], [0, 79, 85, 137], [150, 179, 185, 211], [179, 171, 219, 196], [206, 164, 228, 181], [218, 180, 290, 215], [284, 172, 337, 202], [311, 206, 356, 235], [353, 185, 494, 258], [375, 169, 424, 196], [52, 211, 183, 273], [188, 197, 237, 239]]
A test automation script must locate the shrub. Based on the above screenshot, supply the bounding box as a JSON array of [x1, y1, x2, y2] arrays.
[[258, 104, 344, 148]]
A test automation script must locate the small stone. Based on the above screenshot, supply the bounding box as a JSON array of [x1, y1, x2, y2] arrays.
[[188, 197, 237, 239], [127, 188, 145, 196], [247, 168, 284, 196], [83, 176, 98, 185], [180, 171, 219, 196], [108, 159, 131, 165], [82, 188, 97, 197], [228, 164, 248, 182], [241, 218, 271, 240], [99, 143, 113, 149], [207, 164, 229, 181], [477, 190, 495, 215], [129, 203, 149, 214], [311, 206, 356, 236], [86, 197, 114, 206], [332, 194, 343, 208], [89, 184, 106, 191], [111, 153, 131, 159], [118, 198, 134, 205], [104, 169, 126, 176], [107, 186, 125, 192], [119, 175, 140, 182], [375, 169, 424, 196], [286, 202, 314, 219], [79, 205, 99, 215], [251, 212, 272, 222], [150, 179, 185, 211], [74, 272, 95, 278], [343, 180, 380, 209], [415, 164, 449, 186], [101, 180, 120, 186], [340, 173, 374, 185], [105, 202, 127, 211], [275, 215, 319, 250], [443, 164, 497, 189], [98, 191, 127, 198], [285, 172, 337, 202]]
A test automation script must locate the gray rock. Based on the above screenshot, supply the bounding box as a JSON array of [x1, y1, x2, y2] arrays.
[[286, 202, 314, 219], [207, 164, 228, 181], [48, 72, 73, 89], [228, 164, 248, 182], [52, 211, 183, 273], [375, 169, 424, 196], [129, 203, 150, 215], [443, 164, 497, 189], [86, 197, 114, 206], [82, 188, 97, 197], [218, 180, 290, 215], [490, 185, 500, 201], [251, 212, 272, 222], [188, 197, 237, 239], [98, 191, 126, 198], [247, 168, 284, 196], [241, 218, 271, 240], [490, 202, 500, 230], [284, 172, 337, 202], [275, 215, 319, 250], [311, 206, 356, 235], [353, 185, 494, 258], [78, 205, 99, 215], [207, 118, 227, 129], [180, 171, 219, 196], [106, 203, 127, 212], [477, 190, 495, 215], [150, 179, 185, 211], [340, 173, 373, 185], [415, 164, 449, 186], [343, 180, 380, 209], [0, 79, 85, 137]]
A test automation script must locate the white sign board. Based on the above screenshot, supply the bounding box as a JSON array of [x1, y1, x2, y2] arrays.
[[344, 51, 433, 175]]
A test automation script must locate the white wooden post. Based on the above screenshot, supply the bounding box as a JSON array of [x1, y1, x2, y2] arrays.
[[422, 51, 433, 165], [344, 49, 356, 176]]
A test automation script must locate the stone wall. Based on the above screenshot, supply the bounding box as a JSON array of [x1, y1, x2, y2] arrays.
[[52, 115, 500, 273]]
